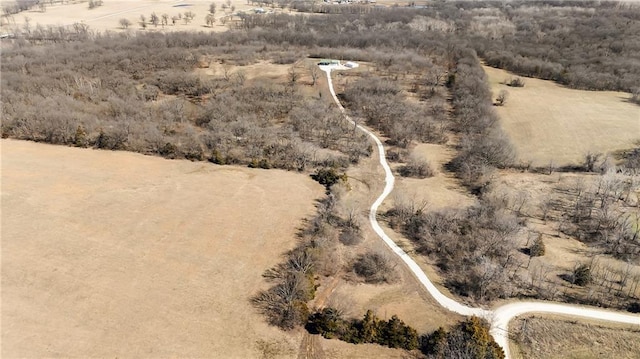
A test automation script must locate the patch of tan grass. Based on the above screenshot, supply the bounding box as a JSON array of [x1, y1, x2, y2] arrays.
[[511, 316, 640, 359], [483, 65, 639, 168], [395, 143, 475, 211]]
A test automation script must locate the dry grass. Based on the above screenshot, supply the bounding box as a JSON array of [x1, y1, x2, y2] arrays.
[[511, 316, 640, 359], [395, 143, 475, 211], [1, 139, 324, 358], [0, 0, 282, 33], [483, 65, 640, 168]]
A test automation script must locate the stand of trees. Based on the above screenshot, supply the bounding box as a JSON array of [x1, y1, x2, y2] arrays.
[[447, 50, 516, 192], [386, 195, 521, 302], [307, 310, 504, 359], [1, 32, 372, 172], [342, 76, 448, 148]]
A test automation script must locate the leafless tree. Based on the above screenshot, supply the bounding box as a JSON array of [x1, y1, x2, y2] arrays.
[[183, 10, 195, 24], [308, 63, 319, 86], [119, 18, 131, 29], [583, 151, 602, 172], [539, 195, 554, 222], [150, 13, 159, 27], [205, 13, 215, 27], [288, 65, 298, 85]]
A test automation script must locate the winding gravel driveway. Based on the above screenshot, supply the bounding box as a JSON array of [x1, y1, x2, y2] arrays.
[[320, 64, 640, 359]]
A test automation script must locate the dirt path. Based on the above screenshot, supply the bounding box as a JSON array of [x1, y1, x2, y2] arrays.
[[321, 64, 640, 359], [296, 277, 340, 359]]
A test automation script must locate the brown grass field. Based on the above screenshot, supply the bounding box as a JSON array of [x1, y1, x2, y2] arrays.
[[511, 316, 640, 359], [483, 65, 640, 168], [1, 139, 325, 358]]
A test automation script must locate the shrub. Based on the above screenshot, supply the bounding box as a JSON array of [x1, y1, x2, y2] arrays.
[[495, 89, 508, 106], [306, 307, 347, 339], [507, 77, 525, 87], [353, 252, 396, 284], [311, 168, 347, 191], [573, 264, 592, 286], [398, 156, 435, 178], [339, 227, 362, 246], [529, 235, 545, 257]]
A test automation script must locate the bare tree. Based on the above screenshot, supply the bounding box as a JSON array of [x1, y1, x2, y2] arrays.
[[539, 195, 553, 221], [288, 65, 298, 85], [308, 63, 319, 86], [23, 16, 31, 34], [183, 10, 195, 24], [583, 151, 602, 172], [119, 18, 131, 29], [150, 12, 159, 27], [205, 13, 215, 27]]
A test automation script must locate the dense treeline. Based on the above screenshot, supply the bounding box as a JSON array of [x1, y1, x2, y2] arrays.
[[447, 50, 516, 191], [307, 309, 504, 359], [7, 2, 638, 92], [475, 2, 640, 92]]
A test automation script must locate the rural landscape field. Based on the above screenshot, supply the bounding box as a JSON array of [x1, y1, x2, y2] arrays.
[[2, 0, 639, 358]]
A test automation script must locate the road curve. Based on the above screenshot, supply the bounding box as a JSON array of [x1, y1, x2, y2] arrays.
[[491, 302, 640, 358], [320, 65, 639, 359]]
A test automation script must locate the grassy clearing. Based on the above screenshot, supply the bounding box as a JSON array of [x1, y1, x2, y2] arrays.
[[511, 316, 640, 359], [483, 65, 639, 168], [1, 139, 323, 358]]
